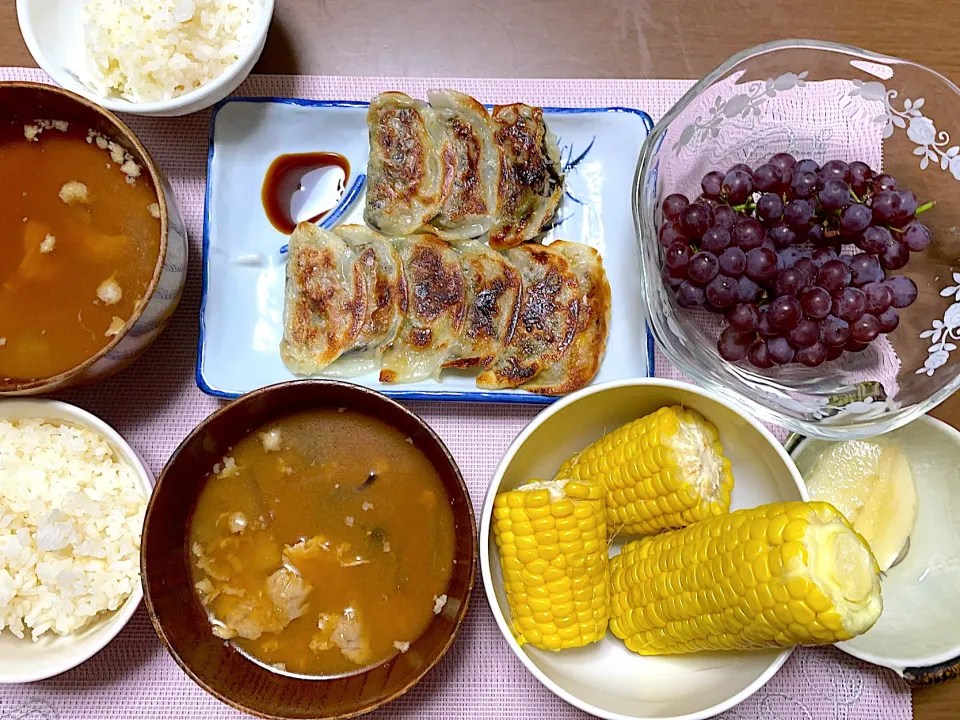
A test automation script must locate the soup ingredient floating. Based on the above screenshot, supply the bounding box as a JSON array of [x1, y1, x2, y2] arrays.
[[491, 405, 885, 656], [280, 223, 610, 396], [0, 121, 161, 382], [492, 479, 609, 650], [658, 155, 929, 368], [556, 406, 733, 535], [365, 90, 564, 249], [189, 408, 456, 676], [82, 0, 257, 103], [0, 419, 146, 641], [609, 502, 883, 655], [262, 152, 350, 235], [804, 440, 917, 571]]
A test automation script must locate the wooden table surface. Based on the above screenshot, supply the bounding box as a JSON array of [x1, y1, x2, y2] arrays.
[[1, 0, 958, 717]]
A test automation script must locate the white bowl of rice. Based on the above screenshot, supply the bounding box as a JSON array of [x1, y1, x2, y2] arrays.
[[16, 0, 274, 117], [0, 399, 152, 683]]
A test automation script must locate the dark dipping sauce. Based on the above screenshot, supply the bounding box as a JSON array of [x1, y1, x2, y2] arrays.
[[262, 152, 350, 235]]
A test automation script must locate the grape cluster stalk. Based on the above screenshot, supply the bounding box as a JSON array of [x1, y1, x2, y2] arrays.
[[659, 154, 930, 367]]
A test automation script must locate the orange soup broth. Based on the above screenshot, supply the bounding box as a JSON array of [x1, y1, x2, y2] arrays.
[[189, 408, 457, 676], [0, 121, 161, 381]]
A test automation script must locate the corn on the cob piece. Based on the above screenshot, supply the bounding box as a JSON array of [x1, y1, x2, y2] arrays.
[[557, 406, 733, 536], [492, 479, 609, 650], [609, 501, 883, 656]]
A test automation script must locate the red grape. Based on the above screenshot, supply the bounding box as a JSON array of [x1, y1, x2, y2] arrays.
[[832, 287, 867, 322], [713, 204, 738, 229], [767, 336, 796, 364], [727, 162, 754, 176], [784, 199, 815, 228], [819, 179, 852, 211], [745, 247, 778, 282], [851, 313, 880, 343], [776, 267, 808, 296], [902, 220, 932, 252], [793, 258, 816, 285], [820, 160, 851, 183], [702, 227, 732, 254], [749, 341, 774, 369], [796, 342, 828, 367], [790, 171, 821, 200], [805, 223, 830, 247], [845, 339, 869, 353], [817, 260, 852, 294], [701, 171, 724, 199], [756, 193, 785, 225], [848, 253, 884, 287], [665, 242, 692, 272], [795, 159, 820, 174], [879, 239, 909, 270], [778, 247, 802, 268], [717, 328, 755, 361], [849, 161, 872, 194], [706, 275, 738, 309], [757, 307, 777, 338], [896, 190, 919, 224], [718, 247, 747, 276], [738, 276, 760, 303], [839, 203, 872, 236], [728, 303, 761, 332], [871, 190, 902, 224], [733, 218, 765, 250], [877, 307, 900, 333], [753, 164, 784, 193], [769, 295, 802, 331], [862, 282, 893, 315], [677, 281, 705, 308], [679, 202, 712, 239], [826, 345, 844, 361], [722, 170, 753, 204], [687, 251, 719, 285], [788, 318, 820, 349], [662, 266, 684, 289], [662, 193, 689, 221], [820, 315, 851, 347], [768, 224, 797, 249], [810, 247, 839, 268], [858, 225, 893, 254], [873, 174, 899, 192], [769, 153, 796, 187], [658, 221, 685, 249], [886, 276, 918, 308], [800, 286, 832, 319]]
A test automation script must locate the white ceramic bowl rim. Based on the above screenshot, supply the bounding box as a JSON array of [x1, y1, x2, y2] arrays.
[[480, 378, 807, 720], [633, 38, 960, 441], [16, 0, 275, 114], [0, 399, 153, 683]]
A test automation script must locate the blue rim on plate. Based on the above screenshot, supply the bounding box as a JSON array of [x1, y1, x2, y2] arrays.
[[197, 96, 656, 402]]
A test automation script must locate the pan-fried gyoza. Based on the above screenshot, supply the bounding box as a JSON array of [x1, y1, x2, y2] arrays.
[[280, 223, 609, 396], [364, 90, 565, 249]]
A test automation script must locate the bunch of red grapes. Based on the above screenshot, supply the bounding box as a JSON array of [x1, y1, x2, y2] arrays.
[[659, 154, 932, 368]]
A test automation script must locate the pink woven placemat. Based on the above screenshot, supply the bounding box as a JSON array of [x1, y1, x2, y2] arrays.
[[0, 68, 911, 720]]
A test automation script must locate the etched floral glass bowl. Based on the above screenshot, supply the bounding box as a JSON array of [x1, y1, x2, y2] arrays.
[[635, 39, 960, 439]]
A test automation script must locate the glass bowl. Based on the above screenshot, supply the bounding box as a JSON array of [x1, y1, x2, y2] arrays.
[[635, 39, 960, 439]]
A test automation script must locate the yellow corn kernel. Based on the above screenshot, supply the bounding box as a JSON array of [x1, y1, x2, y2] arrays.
[[557, 406, 734, 536], [609, 501, 883, 655], [492, 479, 609, 651]]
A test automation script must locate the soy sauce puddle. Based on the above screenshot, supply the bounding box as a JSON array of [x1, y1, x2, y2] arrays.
[[262, 152, 350, 235]]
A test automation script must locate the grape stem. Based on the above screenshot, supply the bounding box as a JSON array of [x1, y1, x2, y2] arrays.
[[915, 200, 936, 216]]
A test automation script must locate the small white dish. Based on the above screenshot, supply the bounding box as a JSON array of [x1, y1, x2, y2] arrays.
[[791, 415, 960, 686], [16, 0, 274, 117], [199, 98, 655, 403], [480, 379, 808, 720], [0, 399, 153, 683]]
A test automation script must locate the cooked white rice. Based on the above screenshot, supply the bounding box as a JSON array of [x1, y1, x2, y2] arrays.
[[0, 419, 146, 641], [83, 0, 258, 103]]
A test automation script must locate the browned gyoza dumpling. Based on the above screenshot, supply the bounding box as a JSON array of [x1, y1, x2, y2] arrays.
[[280, 223, 365, 375], [445, 239, 522, 371], [477, 241, 609, 394], [379, 233, 467, 384], [488, 104, 565, 250], [427, 90, 499, 240], [364, 92, 445, 236]]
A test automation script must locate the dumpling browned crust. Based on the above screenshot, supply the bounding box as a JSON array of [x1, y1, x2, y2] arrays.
[[364, 92, 445, 236], [280, 223, 365, 375], [476, 241, 609, 393], [488, 104, 565, 250], [428, 90, 499, 240], [380, 233, 467, 384], [444, 239, 522, 370], [519, 241, 610, 395]]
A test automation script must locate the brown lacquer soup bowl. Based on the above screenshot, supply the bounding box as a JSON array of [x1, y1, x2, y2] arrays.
[[141, 380, 477, 719]]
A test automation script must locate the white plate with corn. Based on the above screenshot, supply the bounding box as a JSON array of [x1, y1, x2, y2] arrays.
[[480, 379, 886, 720]]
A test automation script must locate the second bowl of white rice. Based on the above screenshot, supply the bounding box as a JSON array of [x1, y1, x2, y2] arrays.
[[0, 399, 152, 684]]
